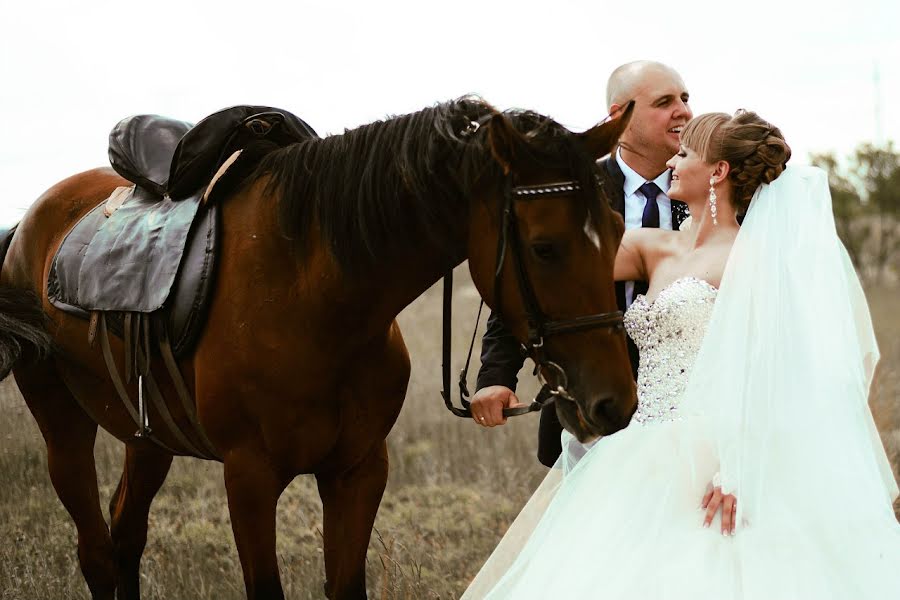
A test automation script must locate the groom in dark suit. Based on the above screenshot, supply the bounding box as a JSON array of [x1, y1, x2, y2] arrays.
[[470, 61, 693, 467]]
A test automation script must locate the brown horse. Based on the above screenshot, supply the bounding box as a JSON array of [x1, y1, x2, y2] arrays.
[[0, 97, 636, 599]]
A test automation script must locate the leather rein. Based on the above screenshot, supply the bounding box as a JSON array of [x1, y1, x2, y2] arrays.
[[441, 140, 625, 419]]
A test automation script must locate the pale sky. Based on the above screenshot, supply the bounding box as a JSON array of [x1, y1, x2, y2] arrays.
[[1, 0, 897, 224]]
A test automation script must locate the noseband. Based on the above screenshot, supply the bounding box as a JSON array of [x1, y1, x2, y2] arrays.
[[441, 158, 625, 419]]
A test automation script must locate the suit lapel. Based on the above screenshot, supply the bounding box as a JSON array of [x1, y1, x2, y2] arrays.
[[599, 155, 626, 218], [597, 155, 628, 312]]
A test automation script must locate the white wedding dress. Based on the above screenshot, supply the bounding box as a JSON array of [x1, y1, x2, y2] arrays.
[[465, 168, 900, 600]]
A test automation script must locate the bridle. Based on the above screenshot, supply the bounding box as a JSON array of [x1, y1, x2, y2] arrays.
[[441, 119, 625, 418]]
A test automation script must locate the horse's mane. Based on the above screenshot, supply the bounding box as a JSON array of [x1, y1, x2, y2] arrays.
[[253, 96, 598, 273]]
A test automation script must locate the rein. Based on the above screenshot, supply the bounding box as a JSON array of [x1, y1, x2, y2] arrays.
[[441, 162, 625, 419]]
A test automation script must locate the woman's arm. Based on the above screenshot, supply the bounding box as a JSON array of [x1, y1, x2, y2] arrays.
[[614, 229, 643, 282], [615, 228, 676, 282], [614, 228, 657, 282]]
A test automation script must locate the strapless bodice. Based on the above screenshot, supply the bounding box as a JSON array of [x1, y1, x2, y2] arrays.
[[624, 277, 717, 424]]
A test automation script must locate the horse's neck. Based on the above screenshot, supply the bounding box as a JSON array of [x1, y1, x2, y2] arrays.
[[351, 241, 468, 330]]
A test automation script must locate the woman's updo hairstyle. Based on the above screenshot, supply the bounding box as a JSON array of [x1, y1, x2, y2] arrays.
[[680, 110, 791, 212]]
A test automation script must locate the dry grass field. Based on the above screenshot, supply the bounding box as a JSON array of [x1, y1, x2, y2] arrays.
[[0, 270, 898, 599]]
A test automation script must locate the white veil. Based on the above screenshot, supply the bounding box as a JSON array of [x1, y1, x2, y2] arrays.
[[679, 165, 898, 528]]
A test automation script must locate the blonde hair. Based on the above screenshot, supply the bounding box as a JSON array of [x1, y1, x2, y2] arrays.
[[681, 110, 792, 211]]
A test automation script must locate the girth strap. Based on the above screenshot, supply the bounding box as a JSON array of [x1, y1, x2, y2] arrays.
[[143, 371, 215, 460], [99, 313, 177, 453], [124, 312, 133, 383], [98, 312, 220, 460], [157, 323, 220, 459]]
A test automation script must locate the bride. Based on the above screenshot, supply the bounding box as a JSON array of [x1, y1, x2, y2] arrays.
[[463, 110, 900, 599]]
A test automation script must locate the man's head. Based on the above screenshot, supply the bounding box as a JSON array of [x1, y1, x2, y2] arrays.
[[606, 61, 692, 170]]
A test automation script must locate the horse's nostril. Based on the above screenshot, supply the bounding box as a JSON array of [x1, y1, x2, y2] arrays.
[[588, 396, 615, 425]]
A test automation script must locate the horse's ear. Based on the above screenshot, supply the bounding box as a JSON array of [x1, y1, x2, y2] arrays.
[[577, 101, 635, 160], [487, 113, 527, 176]]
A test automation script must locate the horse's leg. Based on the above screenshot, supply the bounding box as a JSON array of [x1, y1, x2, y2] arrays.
[[224, 449, 290, 600], [14, 363, 117, 600], [107, 444, 173, 600], [316, 441, 390, 600]]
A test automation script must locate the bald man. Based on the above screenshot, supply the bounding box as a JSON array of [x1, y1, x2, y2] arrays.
[[471, 61, 692, 467]]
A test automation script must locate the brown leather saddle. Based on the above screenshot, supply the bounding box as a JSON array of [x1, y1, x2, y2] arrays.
[[46, 105, 317, 459], [49, 105, 317, 342]]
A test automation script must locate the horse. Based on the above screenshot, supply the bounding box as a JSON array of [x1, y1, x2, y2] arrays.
[[0, 97, 636, 599]]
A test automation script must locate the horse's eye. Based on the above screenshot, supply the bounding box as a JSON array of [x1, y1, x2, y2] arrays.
[[531, 241, 559, 263]]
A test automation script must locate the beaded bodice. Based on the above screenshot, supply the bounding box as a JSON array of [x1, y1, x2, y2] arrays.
[[624, 277, 718, 424]]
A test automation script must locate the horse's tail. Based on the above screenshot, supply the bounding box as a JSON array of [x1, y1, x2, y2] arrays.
[[0, 225, 53, 380]]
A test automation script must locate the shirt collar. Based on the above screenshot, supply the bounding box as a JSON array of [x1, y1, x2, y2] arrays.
[[616, 148, 672, 197]]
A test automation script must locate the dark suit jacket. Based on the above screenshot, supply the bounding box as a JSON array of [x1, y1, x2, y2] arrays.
[[476, 155, 689, 467]]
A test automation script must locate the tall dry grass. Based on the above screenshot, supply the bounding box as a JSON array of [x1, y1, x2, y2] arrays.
[[0, 270, 897, 599]]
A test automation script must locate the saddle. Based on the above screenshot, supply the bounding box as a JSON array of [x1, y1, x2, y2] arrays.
[[47, 105, 318, 459]]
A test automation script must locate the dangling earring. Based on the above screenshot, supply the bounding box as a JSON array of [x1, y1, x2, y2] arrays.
[[709, 176, 718, 225]]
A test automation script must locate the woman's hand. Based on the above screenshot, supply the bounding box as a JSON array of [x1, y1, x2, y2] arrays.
[[702, 483, 738, 536]]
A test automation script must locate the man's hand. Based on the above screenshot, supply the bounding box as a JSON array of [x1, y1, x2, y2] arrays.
[[470, 386, 525, 427], [702, 484, 738, 536]]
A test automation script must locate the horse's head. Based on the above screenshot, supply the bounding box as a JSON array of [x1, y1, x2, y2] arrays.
[[466, 104, 637, 441]]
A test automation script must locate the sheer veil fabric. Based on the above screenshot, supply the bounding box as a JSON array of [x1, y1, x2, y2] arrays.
[[678, 165, 898, 523], [462, 166, 900, 599]]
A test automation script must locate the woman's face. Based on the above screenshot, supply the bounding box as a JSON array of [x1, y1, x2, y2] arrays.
[[666, 145, 712, 203]]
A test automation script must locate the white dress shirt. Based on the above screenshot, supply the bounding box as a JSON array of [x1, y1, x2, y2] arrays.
[[616, 148, 673, 307]]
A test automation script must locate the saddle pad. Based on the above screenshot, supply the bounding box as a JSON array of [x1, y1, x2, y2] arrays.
[[49, 186, 202, 313]]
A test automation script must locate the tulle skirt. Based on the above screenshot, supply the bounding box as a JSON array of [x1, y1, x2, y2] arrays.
[[463, 417, 900, 599]]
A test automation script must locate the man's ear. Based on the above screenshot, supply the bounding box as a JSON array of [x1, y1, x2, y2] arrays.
[[577, 101, 635, 160], [487, 113, 528, 175]]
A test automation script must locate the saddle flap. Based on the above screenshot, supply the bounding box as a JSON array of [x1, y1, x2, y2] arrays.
[[108, 115, 193, 196], [47, 197, 219, 361], [50, 188, 203, 313]]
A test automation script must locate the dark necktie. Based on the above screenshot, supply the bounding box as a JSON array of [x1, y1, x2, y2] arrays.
[[634, 182, 662, 298], [639, 182, 661, 228]]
